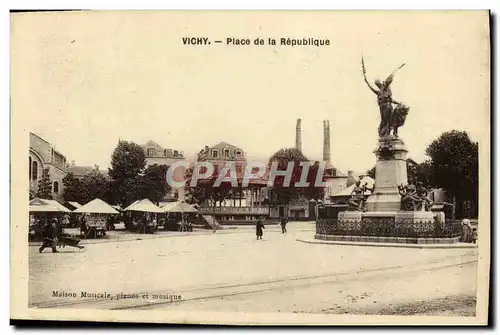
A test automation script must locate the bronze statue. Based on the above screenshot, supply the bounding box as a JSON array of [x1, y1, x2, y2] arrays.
[[416, 183, 433, 211], [347, 181, 372, 211], [398, 183, 433, 211], [362, 57, 408, 138], [391, 103, 410, 137], [398, 183, 419, 211]]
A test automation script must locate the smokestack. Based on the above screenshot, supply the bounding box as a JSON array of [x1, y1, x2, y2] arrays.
[[295, 119, 302, 151], [323, 120, 331, 162]]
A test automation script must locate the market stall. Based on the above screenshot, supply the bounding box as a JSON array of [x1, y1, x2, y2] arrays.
[[63, 201, 82, 227], [123, 199, 164, 234], [163, 201, 198, 232], [73, 198, 119, 239], [29, 198, 71, 241]]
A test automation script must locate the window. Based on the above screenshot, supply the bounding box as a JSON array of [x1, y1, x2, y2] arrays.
[[32, 161, 38, 180], [236, 151, 241, 158], [164, 149, 167, 157], [53, 181, 59, 194], [147, 148, 155, 156], [224, 149, 230, 157], [174, 150, 179, 157], [29, 157, 32, 180], [212, 150, 218, 158]]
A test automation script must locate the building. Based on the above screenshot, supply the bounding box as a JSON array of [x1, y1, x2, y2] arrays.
[[66, 162, 109, 180], [194, 142, 268, 224], [141, 140, 186, 167], [141, 140, 187, 200], [29, 133, 68, 201]]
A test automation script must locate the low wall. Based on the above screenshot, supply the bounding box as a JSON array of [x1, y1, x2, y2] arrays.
[[316, 218, 463, 241]]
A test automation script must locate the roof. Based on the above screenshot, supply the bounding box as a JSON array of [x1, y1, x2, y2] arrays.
[[332, 176, 375, 197], [163, 201, 198, 213], [211, 141, 242, 151], [124, 198, 164, 213], [67, 201, 82, 209], [29, 198, 71, 213], [161, 201, 180, 212], [67, 166, 94, 176], [73, 198, 119, 214]]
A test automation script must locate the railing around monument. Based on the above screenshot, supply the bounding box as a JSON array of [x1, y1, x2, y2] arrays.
[[316, 218, 463, 239]]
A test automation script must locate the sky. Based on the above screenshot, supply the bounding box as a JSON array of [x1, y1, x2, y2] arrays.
[[12, 11, 490, 174]]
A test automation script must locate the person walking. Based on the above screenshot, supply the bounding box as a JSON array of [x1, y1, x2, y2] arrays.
[[256, 217, 265, 240], [462, 218, 472, 243], [39, 220, 58, 253], [280, 217, 288, 234]]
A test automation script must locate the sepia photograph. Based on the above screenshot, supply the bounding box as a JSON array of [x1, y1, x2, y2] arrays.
[[10, 10, 490, 325]]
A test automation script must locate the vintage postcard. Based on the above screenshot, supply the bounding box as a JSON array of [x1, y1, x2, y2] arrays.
[[10, 10, 490, 325]]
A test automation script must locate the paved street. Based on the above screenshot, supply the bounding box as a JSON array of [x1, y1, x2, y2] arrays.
[[29, 222, 477, 315]]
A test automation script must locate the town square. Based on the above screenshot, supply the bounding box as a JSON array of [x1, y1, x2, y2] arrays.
[[11, 10, 489, 325]]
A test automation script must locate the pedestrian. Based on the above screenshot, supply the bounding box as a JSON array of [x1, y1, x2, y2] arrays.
[[39, 220, 58, 253], [256, 216, 265, 240], [80, 214, 88, 238], [62, 215, 70, 228], [462, 218, 472, 243], [53, 217, 63, 238], [280, 217, 288, 234], [472, 228, 478, 244]]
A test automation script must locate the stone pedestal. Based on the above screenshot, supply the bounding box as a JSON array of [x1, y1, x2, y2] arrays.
[[365, 137, 408, 212]]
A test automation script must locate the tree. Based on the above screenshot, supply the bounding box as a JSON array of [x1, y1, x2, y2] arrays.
[[268, 148, 308, 205], [133, 164, 171, 204], [366, 166, 376, 179], [108, 140, 146, 206], [407, 159, 434, 186], [268, 148, 324, 204], [425, 130, 478, 218], [80, 170, 111, 205], [36, 168, 53, 199], [184, 167, 231, 207], [303, 161, 326, 201], [62, 172, 84, 202]]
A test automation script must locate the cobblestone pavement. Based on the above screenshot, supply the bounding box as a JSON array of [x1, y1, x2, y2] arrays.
[[29, 222, 477, 315]]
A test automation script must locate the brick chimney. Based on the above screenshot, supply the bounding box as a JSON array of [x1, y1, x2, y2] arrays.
[[295, 118, 302, 152], [323, 120, 331, 162]]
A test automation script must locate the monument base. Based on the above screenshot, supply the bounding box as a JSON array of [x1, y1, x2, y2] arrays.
[[365, 136, 408, 212], [318, 211, 454, 244]]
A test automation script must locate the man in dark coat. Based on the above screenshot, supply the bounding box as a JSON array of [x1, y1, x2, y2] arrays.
[[256, 217, 265, 240], [39, 220, 58, 253], [280, 217, 288, 234]]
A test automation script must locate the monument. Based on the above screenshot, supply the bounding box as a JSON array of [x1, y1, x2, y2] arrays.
[[330, 58, 450, 243]]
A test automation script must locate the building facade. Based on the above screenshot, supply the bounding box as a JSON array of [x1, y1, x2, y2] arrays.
[[141, 140, 187, 200], [29, 133, 68, 201], [141, 140, 186, 167], [195, 142, 268, 224]]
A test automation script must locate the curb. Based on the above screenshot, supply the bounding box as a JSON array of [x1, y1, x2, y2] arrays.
[[296, 239, 478, 249]]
